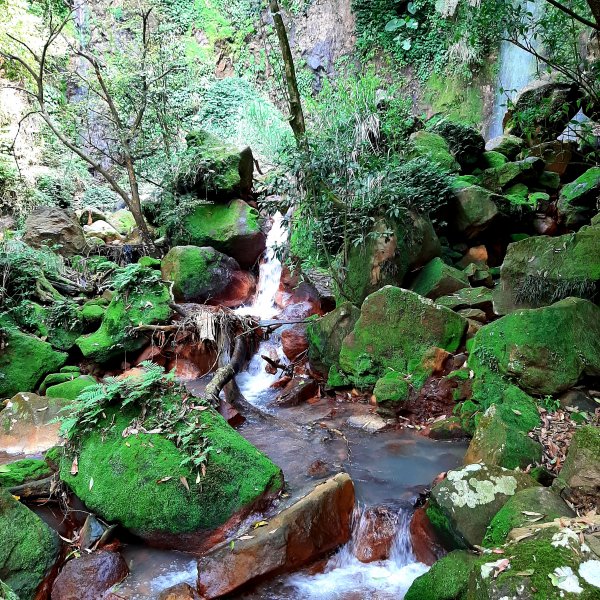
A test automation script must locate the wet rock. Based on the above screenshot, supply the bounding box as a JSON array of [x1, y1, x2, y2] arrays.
[[457, 308, 487, 323], [427, 463, 538, 548], [0, 489, 60, 600], [281, 325, 309, 361], [451, 186, 500, 239], [559, 389, 598, 412], [411, 257, 470, 300], [346, 413, 389, 433], [532, 214, 558, 235], [410, 506, 446, 566], [428, 416, 469, 440], [485, 134, 525, 159], [470, 298, 600, 395], [373, 371, 410, 416], [353, 504, 400, 563], [210, 270, 256, 308], [83, 220, 124, 243], [158, 583, 201, 600], [556, 425, 600, 499], [51, 551, 128, 600], [303, 268, 336, 312], [0, 392, 67, 456], [24, 206, 86, 256], [275, 376, 318, 407], [526, 140, 574, 175], [197, 473, 355, 598], [79, 515, 106, 551], [557, 166, 600, 228], [493, 225, 600, 314]]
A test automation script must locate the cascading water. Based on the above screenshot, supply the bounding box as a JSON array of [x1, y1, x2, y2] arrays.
[[488, 0, 543, 139]]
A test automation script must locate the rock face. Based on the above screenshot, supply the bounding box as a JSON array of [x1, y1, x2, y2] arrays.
[[352, 504, 400, 563], [161, 246, 242, 303], [557, 167, 600, 229], [197, 473, 355, 598], [427, 463, 538, 548], [493, 225, 600, 314], [558, 426, 600, 498], [59, 409, 283, 553], [0, 489, 60, 600], [306, 302, 360, 376], [51, 551, 129, 600], [469, 298, 600, 395], [337, 287, 467, 388], [0, 392, 67, 456], [411, 257, 470, 299], [0, 326, 67, 397], [23, 206, 86, 256], [451, 185, 500, 238], [175, 200, 266, 269]]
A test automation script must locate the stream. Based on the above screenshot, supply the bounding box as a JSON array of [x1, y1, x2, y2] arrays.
[[114, 213, 467, 599]]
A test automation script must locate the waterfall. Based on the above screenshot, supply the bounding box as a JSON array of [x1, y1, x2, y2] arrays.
[[488, 0, 543, 139]]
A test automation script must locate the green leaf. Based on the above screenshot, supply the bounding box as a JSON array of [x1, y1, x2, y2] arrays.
[[401, 38, 412, 50], [407, 2, 417, 14], [385, 18, 404, 32]]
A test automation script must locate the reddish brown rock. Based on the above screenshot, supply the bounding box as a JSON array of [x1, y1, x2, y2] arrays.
[[410, 506, 446, 566], [197, 473, 355, 599], [210, 271, 256, 309], [421, 347, 451, 375], [527, 140, 574, 175], [275, 376, 318, 407], [353, 505, 399, 563], [533, 215, 558, 236], [158, 583, 201, 600], [281, 325, 309, 361], [457, 245, 488, 269], [51, 551, 128, 600]]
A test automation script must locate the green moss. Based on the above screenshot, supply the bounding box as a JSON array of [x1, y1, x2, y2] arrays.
[[558, 166, 600, 228], [107, 209, 136, 235], [426, 503, 466, 550], [0, 489, 60, 600], [81, 302, 106, 323], [411, 257, 470, 299], [39, 371, 75, 394], [46, 375, 96, 400], [138, 256, 162, 269], [60, 365, 81, 374], [59, 410, 283, 535], [410, 131, 460, 172], [0, 325, 67, 398], [0, 459, 52, 488], [482, 151, 508, 168], [539, 170, 561, 190], [373, 371, 410, 407], [0, 580, 18, 600], [452, 175, 481, 190]]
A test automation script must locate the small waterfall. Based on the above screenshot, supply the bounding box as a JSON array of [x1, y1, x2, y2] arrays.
[[285, 506, 428, 599], [488, 0, 543, 139]]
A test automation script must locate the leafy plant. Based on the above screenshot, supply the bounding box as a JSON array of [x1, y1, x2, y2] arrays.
[[540, 395, 561, 413]]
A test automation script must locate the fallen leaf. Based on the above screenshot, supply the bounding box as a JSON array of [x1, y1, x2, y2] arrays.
[[156, 476, 173, 484], [521, 511, 543, 516], [70, 457, 79, 476], [238, 535, 254, 540], [516, 569, 535, 576], [493, 558, 510, 578], [180, 476, 190, 491], [253, 520, 268, 529], [513, 532, 534, 542], [89, 477, 94, 491], [11, 495, 20, 501]]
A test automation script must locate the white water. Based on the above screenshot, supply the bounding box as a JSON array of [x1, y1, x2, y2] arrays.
[[488, 0, 543, 139]]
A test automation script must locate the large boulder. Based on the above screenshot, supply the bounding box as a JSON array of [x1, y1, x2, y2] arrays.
[[430, 121, 485, 169], [0, 325, 67, 398], [23, 206, 86, 256], [557, 426, 600, 498], [427, 463, 538, 548], [451, 185, 501, 239], [485, 134, 525, 159], [174, 200, 265, 269], [480, 157, 544, 192], [307, 302, 360, 376], [83, 220, 123, 244], [59, 409, 283, 552], [161, 246, 241, 303], [557, 167, 600, 229], [436, 287, 494, 317], [409, 131, 460, 172], [411, 257, 470, 299], [526, 140, 574, 175], [0, 489, 60, 600], [174, 130, 253, 199], [469, 298, 600, 395], [197, 473, 355, 598], [493, 225, 600, 314], [337, 287, 468, 388]]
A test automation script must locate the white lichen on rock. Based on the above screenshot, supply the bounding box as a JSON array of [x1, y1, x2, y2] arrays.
[[445, 464, 518, 508]]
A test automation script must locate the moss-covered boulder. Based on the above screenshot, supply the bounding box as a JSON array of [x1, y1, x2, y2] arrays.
[[405, 550, 479, 600], [436, 287, 494, 316], [174, 130, 254, 199], [411, 257, 470, 300], [469, 298, 600, 395], [0, 458, 52, 488], [0, 489, 60, 599], [481, 150, 508, 169], [427, 463, 538, 548], [306, 302, 360, 376], [59, 410, 283, 551], [0, 325, 67, 398], [464, 404, 543, 470], [557, 167, 600, 229], [430, 121, 485, 169], [493, 225, 600, 314], [480, 157, 544, 192], [81, 300, 107, 324], [451, 185, 501, 239], [0, 580, 18, 600], [485, 134, 525, 159], [161, 245, 241, 303], [338, 287, 468, 388], [409, 131, 460, 172], [45, 375, 96, 400], [107, 209, 136, 235], [557, 426, 600, 497], [373, 371, 410, 415], [174, 199, 265, 269], [483, 487, 574, 548], [76, 277, 172, 363]]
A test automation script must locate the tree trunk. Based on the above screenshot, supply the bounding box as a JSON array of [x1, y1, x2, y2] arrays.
[[268, 0, 307, 147], [588, 0, 600, 26], [124, 156, 155, 249]]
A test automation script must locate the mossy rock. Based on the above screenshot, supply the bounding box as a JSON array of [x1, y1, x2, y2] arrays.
[[428, 462, 538, 548], [81, 300, 107, 324], [338, 287, 467, 388], [306, 302, 360, 376], [0, 489, 60, 600], [76, 282, 172, 363], [557, 425, 600, 496], [107, 209, 136, 235], [411, 257, 470, 300], [161, 245, 240, 302], [451, 185, 500, 239], [493, 225, 600, 314], [481, 151, 508, 169], [436, 287, 493, 315], [0, 459, 52, 488], [0, 325, 67, 398], [60, 365, 81, 374], [469, 298, 600, 395], [138, 256, 162, 269], [480, 157, 544, 192], [409, 131, 460, 172], [174, 199, 265, 269], [174, 129, 254, 199], [59, 410, 283, 549], [39, 371, 76, 394], [464, 403, 543, 470], [558, 167, 600, 229], [405, 550, 479, 600], [45, 375, 96, 400], [482, 487, 574, 548], [539, 170, 561, 190], [485, 134, 525, 159], [429, 416, 469, 440], [429, 121, 485, 169], [373, 371, 410, 415]]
